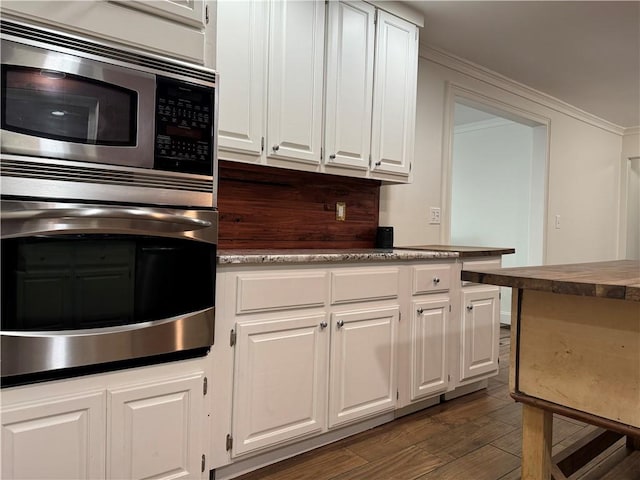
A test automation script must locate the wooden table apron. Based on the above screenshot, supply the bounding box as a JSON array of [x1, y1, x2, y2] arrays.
[[510, 287, 640, 479]]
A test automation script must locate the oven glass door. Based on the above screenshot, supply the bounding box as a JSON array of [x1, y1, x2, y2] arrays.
[[1, 235, 215, 331]]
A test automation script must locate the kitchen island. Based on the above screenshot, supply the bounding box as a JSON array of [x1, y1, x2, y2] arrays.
[[462, 260, 640, 480]]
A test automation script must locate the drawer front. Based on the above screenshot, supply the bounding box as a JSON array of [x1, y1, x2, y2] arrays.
[[331, 268, 399, 304], [412, 265, 451, 294], [461, 258, 501, 286], [236, 272, 327, 314]]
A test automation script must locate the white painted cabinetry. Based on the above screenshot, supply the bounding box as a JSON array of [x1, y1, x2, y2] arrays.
[[216, 0, 419, 182], [0, 0, 212, 65], [370, 10, 418, 177], [216, 0, 325, 167], [2, 391, 106, 480], [324, 0, 376, 171], [232, 314, 329, 455], [1, 359, 210, 480]]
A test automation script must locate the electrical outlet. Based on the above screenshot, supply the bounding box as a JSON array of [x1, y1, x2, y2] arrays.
[[336, 202, 346, 221], [429, 207, 441, 225]]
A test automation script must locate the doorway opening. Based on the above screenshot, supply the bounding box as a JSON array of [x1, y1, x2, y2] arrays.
[[624, 157, 640, 260], [447, 98, 548, 324]]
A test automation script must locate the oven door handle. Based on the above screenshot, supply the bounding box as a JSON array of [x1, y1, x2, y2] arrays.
[[2, 207, 212, 231]]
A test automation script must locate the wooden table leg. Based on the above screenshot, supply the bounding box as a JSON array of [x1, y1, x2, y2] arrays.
[[521, 404, 553, 480]]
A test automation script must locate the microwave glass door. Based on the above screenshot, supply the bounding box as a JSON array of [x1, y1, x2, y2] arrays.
[[1, 66, 137, 146]]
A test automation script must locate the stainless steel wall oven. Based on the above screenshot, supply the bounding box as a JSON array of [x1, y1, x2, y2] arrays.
[[0, 20, 218, 384]]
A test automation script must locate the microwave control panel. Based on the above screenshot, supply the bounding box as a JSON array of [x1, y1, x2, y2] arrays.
[[154, 77, 214, 176]]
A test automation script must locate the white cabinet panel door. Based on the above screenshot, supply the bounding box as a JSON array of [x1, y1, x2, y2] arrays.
[[1, 391, 106, 480], [411, 298, 449, 401], [108, 373, 205, 479], [460, 287, 500, 382], [233, 314, 329, 456], [216, 0, 268, 157], [111, 0, 205, 28], [371, 10, 418, 177], [324, 0, 375, 170], [329, 306, 398, 427], [267, 0, 325, 164]]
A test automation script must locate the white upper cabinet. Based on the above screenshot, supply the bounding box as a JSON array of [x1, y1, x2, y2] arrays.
[[267, 0, 326, 165], [324, 0, 375, 171], [371, 10, 418, 177], [216, 0, 268, 158], [0, 0, 210, 64]]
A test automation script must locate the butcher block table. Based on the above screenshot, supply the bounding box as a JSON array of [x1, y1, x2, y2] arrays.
[[462, 260, 640, 480]]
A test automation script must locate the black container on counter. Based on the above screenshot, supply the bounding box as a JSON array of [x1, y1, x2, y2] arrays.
[[375, 226, 394, 249]]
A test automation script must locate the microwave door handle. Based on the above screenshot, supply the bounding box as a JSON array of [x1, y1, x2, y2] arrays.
[[2, 207, 212, 231]]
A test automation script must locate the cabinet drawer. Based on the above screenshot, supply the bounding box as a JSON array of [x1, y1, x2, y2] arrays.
[[331, 268, 399, 304], [461, 259, 501, 286], [412, 265, 450, 294], [236, 272, 327, 314]]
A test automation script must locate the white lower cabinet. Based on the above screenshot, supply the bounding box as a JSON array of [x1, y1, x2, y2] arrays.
[[2, 391, 106, 480], [108, 373, 206, 479], [459, 286, 500, 382], [329, 307, 398, 427], [1, 360, 209, 480], [232, 314, 329, 456], [409, 296, 449, 401]]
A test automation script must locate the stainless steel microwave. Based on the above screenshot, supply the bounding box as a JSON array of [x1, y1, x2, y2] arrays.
[[1, 20, 218, 208]]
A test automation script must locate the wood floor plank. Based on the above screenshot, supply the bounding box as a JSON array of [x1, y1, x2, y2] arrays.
[[416, 444, 521, 480], [427, 391, 511, 426], [331, 445, 445, 480]]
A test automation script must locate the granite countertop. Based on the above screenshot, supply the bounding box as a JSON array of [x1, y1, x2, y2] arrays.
[[461, 260, 640, 301], [218, 248, 459, 265], [398, 245, 516, 257]]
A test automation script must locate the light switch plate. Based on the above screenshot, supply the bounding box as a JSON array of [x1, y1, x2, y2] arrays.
[[336, 202, 346, 221]]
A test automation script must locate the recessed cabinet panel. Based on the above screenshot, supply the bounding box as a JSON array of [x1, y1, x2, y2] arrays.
[[236, 272, 327, 314], [108, 373, 205, 480], [411, 298, 449, 400], [111, 0, 205, 28], [331, 268, 399, 304], [267, 0, 325, 164], [233, 314, 329, 455], [460, 287, 500, 382], [412, 265, 451, 295], [329, 307, 398, 427], [324, 0, 375, 170], [217, 0, 267, 156], [371, 11, 418, 177], [1, 392, 106, 480]]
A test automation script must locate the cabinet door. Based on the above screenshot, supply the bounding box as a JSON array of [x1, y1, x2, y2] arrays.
[[411, 297, 449, 401], [232, 314, 329, 456], [112, 0, 205, 28], [324, 0, 375, 170], [216, 0, 268, 158], [2, 391, 106, 480], [460, 287, 500, 382], [370, 10, 418, 177], [267, 0, 325, 164], [108, 373, 205, 479], [329, 306, 398, 428]]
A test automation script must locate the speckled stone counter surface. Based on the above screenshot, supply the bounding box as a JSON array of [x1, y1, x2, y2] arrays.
[[217, 248, 459, 265], [462, 260, 640, 301], [398, 245, 516, 257]]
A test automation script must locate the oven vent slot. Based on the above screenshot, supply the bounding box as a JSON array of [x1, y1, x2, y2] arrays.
[[1, 159, 214, 193], [0, 20, 216, 84]]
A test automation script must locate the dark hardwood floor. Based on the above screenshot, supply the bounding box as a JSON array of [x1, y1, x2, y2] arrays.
[[233, 328, 639, 480]]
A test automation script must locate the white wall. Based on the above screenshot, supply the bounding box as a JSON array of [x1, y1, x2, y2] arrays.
[[380, 51, 625, 264]]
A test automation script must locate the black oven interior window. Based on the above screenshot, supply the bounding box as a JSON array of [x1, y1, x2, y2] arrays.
[[1, 236, 215, 331], [1, 65, 137, 145]]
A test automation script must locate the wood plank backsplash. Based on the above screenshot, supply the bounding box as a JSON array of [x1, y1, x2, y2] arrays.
[[217, 160, 381, 249]]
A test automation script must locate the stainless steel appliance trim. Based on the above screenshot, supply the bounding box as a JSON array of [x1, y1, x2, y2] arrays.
[[0, 19, 217, 85], [1, 199, 218, 243], [1, 307, 215, 378], [2, 39, 156, 168]]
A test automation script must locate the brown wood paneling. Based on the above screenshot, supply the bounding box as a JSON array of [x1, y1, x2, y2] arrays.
[[217, 161, 381, 249]]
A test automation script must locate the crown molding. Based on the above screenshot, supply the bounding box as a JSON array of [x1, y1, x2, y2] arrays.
[[623, 126, 640, 136], [420, 43, 626, 136]]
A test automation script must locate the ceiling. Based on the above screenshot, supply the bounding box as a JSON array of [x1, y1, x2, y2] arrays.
[[412, 1, 640, 129]]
